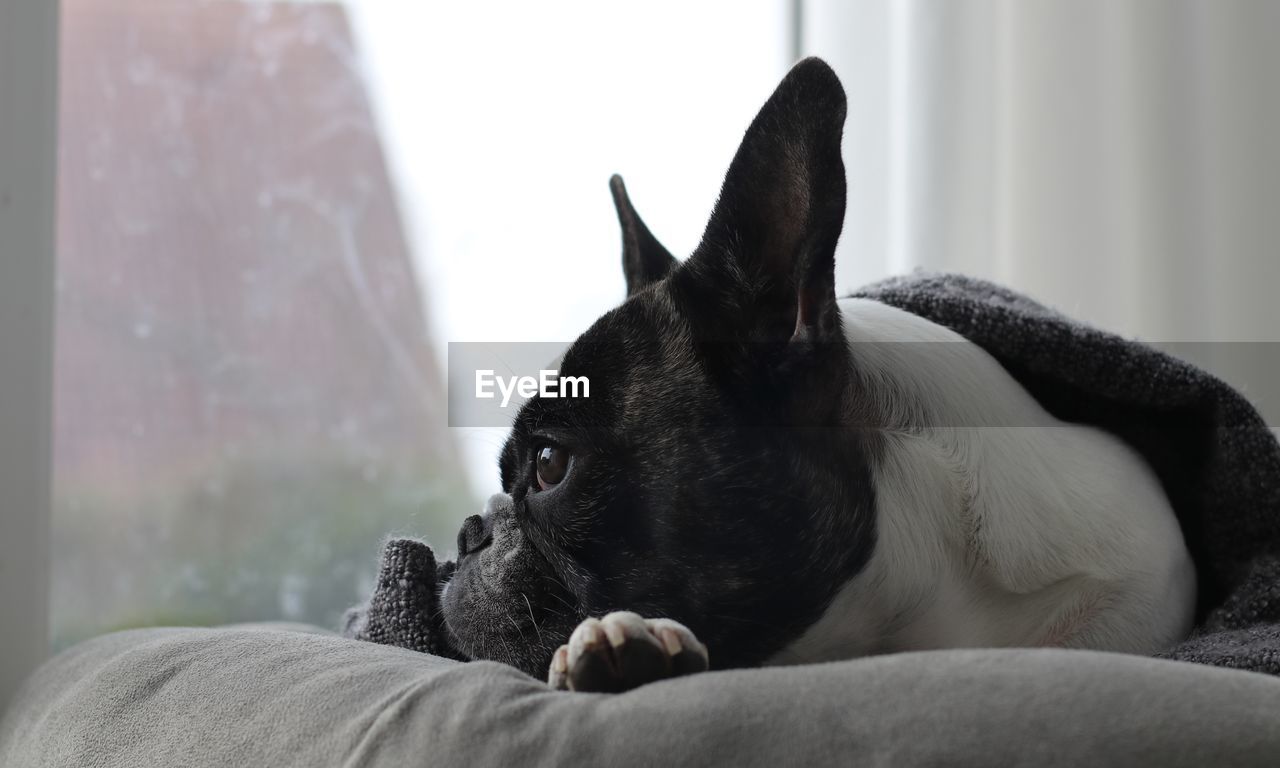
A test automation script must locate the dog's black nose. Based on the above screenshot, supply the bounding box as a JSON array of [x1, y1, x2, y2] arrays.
[[457, 513, 493, 557], [457, 494, 510, 557]]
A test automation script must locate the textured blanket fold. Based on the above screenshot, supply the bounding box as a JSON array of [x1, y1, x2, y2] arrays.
[[343, 539, 464, 660], [346, 272, 1280, 676]]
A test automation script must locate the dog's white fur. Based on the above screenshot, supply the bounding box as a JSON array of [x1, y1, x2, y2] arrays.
[[768, 298, 1197, 664]]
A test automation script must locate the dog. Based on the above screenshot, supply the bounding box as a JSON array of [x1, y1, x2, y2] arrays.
[[440, 57, 1197, 693]]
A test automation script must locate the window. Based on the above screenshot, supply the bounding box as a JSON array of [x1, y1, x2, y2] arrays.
[[51, 0, 791, 649], [52, 0, 476, 648]]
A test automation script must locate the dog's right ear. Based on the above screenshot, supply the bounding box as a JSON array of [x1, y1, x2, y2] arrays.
[[610, 174, 677, 297], [676, 58, 847, 355]]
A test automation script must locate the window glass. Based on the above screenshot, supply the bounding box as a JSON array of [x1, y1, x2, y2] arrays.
[[53, 0, 471, 648], [52, 0, 789, 649]]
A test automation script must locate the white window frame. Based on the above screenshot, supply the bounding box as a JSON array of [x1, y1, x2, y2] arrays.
[[0, 0, 58, 711]]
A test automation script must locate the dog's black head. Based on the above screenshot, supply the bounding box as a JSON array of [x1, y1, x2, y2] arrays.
[[441, 58, 877, 676]]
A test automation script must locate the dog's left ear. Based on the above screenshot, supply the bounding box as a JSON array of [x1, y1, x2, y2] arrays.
[[677, 58, 847, 352], [610, 175, 677, 297]]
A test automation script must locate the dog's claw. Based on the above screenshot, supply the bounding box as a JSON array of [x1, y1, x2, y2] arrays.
[[547, 645, 570, 690], [547, 611, 709, 693]]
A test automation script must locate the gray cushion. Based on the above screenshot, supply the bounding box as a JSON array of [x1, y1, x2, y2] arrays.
[[4, 625, 1280, 767]]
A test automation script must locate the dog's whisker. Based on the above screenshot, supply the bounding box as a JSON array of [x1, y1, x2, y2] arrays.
[[522, 592, 544, 646]]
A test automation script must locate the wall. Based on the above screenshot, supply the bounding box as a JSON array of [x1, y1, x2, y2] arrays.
[[0, 0, 58, 711]]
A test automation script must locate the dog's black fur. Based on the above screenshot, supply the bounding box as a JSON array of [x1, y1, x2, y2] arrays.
[[442, 58, 879, 677]]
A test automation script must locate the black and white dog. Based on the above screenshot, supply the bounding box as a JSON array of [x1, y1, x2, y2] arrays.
[[441, 58, 1196, 693]]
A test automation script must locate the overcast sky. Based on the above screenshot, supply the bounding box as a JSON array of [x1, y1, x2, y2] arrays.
[[347, 1, 791, 496]]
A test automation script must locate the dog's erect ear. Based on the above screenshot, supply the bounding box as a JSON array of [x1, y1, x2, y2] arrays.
[[680, 58, 847, 348], [610, 175, 677, 297]]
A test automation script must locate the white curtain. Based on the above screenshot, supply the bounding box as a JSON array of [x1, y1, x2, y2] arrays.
[[804, 0, 1280, 422]]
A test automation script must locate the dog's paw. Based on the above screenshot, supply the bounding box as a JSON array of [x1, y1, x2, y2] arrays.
[[546, 611, 709, 693]]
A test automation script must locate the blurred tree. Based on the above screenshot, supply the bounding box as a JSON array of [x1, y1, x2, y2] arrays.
[[53, 0, 473, 649]]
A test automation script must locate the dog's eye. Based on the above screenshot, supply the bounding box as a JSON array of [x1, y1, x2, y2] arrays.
[[534, 443, 570, 491]]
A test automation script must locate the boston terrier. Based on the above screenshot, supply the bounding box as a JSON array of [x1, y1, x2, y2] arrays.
[[441, 57, 1196, 693]]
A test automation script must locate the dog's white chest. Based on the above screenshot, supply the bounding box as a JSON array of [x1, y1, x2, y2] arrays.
[[769, 298, 1196, 664]]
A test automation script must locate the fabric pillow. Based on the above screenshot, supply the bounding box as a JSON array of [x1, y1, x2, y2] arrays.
[[4, 625, 1280, 767]]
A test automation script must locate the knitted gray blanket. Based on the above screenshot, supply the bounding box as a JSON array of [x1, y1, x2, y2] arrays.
[[345, 272, 1280, 676]]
